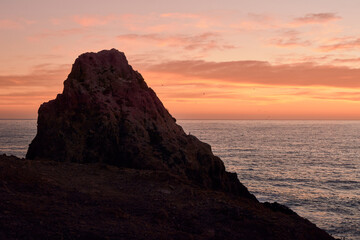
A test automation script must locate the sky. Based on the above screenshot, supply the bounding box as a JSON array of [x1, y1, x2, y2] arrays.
[[1, 0, 360, 119]]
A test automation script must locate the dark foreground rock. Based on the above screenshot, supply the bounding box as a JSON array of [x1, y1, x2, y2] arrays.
[[0, 155, 335, 240], [21, 49, 336, 239], [26, 49, 252, 198]]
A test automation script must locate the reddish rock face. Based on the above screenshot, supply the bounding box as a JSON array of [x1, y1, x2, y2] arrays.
[[27, 49, 255, 199]]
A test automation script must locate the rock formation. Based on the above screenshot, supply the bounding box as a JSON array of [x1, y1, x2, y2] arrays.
[[27, 49, 254, 198], [0, 154, 335, 240]]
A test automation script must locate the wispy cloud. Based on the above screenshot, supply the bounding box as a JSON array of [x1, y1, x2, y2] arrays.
[[0, 64, 69, 87], [312, 91, 360, 102], [160, 12, 220, 30], [232, 12, 341, 31], [231, 13, 280, 31], [145, 60, 360, 88], [0, 63, 69, 117], [27, 28, 85, 41], [273, 54, 334, 65], [333, 57, 360, 63], [117, 32, 235, 52], [292, 13, 341, 25], [160, 13, 200, 19], [269, 30, 311, 47], [0, 19, 21, 29], [72, 15, 117, 27], [0, 18, 35, 29], [319, 37, 360, 52]]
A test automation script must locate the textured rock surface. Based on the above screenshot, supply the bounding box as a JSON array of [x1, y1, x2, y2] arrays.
[[27, 49, 253, 198], [0, 155, 336, 240]]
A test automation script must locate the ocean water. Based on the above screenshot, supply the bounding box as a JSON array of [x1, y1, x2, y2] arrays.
[[0, 119, 359, 239], [179, 120, 359, 240], [0, 120, 37, 158]]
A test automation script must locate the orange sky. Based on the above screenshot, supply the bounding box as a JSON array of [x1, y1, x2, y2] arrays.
[[1, 0, 360, 119]]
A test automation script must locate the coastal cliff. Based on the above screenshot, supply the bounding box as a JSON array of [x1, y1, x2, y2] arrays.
[[0, 49, 335, 239], [0, 154, 334, 240], [26, 49, 252, 198]]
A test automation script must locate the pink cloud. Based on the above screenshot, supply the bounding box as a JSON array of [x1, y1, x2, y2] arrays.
[[269, 30, 311, 47], [273, 54, 334, 65], [27, 28, 85, 41], [231, 13, 280, 31], [312, 91, 360, 102], [0, 64, 69, 87], [292, 13, 341, 25], [0, 19, 35, 29], [117, 32, 235, 52], [145, 60, 360, 88], [0, 19, 21, 29], [319, 38, 360, 52], [0, 64, 68, 117], [119, 12, 218, 32], [232, 12, 341, 33], [72, 15, 117, 27], [160, 12, 220, 30], [160, 13, 200, 19], [333, 57, 360, 63]]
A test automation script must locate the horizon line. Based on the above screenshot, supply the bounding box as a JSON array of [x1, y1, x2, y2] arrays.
[[3, 118, 360, 121]]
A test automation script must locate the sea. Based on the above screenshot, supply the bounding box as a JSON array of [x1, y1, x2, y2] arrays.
[[0, 119, 359, 240]]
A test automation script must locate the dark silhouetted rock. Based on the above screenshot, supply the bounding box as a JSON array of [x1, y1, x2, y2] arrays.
[[0, 155, 336, 240], [26, 49, 254, 198]]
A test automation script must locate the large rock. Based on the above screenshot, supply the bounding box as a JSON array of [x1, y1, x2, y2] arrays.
[[27, 49, 254, 198], [0, 154, 335, 240]]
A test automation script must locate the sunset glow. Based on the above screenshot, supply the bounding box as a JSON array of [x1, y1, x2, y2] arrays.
[[1, 0, 360, 119]]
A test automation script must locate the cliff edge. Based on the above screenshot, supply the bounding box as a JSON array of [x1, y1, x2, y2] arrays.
[[1, 49, 336, 240], [0, 155, 335, 240], [26, 49, 252, 198]]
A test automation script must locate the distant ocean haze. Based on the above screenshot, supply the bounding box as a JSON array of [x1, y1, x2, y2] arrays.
[[0, 119, 359, 240]]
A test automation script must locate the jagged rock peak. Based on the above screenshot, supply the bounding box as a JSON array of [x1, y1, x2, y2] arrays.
[[64, 49, 147, 97], [26, 49, 256, 199], [68, 49, 140, 84]]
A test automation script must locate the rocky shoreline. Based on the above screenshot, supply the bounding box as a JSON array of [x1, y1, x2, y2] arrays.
[[0, 154, 335, 239], [26, 49, 253, 198], [0, 49, 336, 239]]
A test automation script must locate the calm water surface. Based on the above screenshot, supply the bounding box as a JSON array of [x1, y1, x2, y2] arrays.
[[179, 120, 359, 240], [0, 120, 36, 157], [0, 119, 359, 239]]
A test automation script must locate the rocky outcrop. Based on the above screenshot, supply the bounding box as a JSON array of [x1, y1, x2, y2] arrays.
[[26, 49, 254, 198], [0, 155, 335, 240]]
